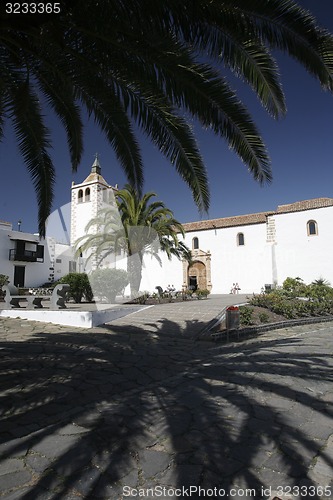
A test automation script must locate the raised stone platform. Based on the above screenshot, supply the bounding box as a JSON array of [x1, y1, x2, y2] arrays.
[[0, 303, 150, 328]]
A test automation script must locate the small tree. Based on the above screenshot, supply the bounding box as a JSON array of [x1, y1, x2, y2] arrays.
[[59, 273, 93, 303], [89, 268, 129, 303]]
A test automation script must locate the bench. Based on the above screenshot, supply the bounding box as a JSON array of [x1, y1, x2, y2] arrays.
[[2, 284, 70, 310]]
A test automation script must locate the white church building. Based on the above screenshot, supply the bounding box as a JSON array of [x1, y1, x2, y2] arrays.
[[178, 198, 333, 294], [70, 158, 333, 294], [1, 157, 333, 294]]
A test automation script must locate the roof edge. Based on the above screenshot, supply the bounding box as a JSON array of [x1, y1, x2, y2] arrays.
[[180, 198, 333, 232]]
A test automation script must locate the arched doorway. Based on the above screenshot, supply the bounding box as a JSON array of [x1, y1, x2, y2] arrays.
[[188, 261, 207, 290]]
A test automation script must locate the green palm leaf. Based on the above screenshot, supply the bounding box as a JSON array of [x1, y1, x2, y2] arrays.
[[7, 79, 54, 237], [1, 0, 333, 233]]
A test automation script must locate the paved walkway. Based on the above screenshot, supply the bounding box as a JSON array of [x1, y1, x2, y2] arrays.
[[104, 294, 249, 338], [0, 294, 248, 332], [0, 297, 333, 499]]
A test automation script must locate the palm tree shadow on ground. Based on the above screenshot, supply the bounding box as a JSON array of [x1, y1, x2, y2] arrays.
[[0, 318, 332, 499]]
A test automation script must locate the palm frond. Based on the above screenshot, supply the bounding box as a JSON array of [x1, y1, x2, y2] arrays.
[[75, 77, 144, 192], [2, 0, 333, 233], [36, 70, 83, 171], [8, 78, 54, 237], [214, 0, 333, 88]]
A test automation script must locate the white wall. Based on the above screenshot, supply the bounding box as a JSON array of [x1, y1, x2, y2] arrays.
[[139, 223, 273, 295], [54, 242, 76, 278], [140, 252, 183, 293], [0, 229, 15, 280], [274, 206, 333, 286], [215, 225, 272, 294], [181, 224, 272, 294]]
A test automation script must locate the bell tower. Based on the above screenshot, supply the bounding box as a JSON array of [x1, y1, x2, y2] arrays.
[[70, 155, 116, 249]]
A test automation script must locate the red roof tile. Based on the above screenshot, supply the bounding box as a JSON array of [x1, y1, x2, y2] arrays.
[[277, 198, 333, 214], [182, 211, 273, 232]]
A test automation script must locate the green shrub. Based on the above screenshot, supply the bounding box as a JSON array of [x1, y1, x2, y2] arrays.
[[282, 277, 306, 298], [182, 289, 193, 300], [273, 299, 296, 318], [293, 299, 311, 317], [132, 291, 150, 304], [89, 268, 128, 303], [196, 289, 210, 299], [239, 306, 254, 325], [311, 277, 331, 287], [58, 273, 93, 303], [306, 283, 333, 302], [250, 276, 333, 319], [0, 274, 9, 300], [310, 299, 333, 316], [259, 312, 270, 323], [84, 282, 94, 302], [0, 275, 10, 287]]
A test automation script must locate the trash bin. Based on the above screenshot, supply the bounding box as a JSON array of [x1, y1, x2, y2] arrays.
[[226, 306, 240, 330]]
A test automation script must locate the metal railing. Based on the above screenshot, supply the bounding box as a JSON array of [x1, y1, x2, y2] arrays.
[[9, 249, 37, 262]]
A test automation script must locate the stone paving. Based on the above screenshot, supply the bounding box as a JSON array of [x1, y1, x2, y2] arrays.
[[0, 298, 332, 500]]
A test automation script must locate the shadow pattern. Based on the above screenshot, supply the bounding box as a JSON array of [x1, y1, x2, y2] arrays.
[[0, 317, 333, 499]]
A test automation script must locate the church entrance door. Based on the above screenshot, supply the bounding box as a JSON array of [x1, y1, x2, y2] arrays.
[[188, 261, 207, 290]]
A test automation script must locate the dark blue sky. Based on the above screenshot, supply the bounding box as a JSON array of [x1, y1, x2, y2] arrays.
[[1, 0, 332, 235]]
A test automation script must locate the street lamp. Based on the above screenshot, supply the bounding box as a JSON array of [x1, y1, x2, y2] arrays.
[[17, 220, 22, 231]]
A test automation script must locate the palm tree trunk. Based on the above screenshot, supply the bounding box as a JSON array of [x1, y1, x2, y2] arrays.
[[127, 252, 143, 297]]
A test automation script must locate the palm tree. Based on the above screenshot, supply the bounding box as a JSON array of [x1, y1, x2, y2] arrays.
[[1, 1, 333, 235], [75, 185, 191, 296], [75, 203, 124, 271]]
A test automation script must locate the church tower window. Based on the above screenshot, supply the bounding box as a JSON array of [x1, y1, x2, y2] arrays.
[[237, 232, 245, 246], [192, 237, 199, 250], [307, 220, 318, 236], [78, 189, 83, 203], [85, 188, 91, 202]]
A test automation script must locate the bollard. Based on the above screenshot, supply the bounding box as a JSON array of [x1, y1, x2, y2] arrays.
[[226, 305, 240, 330]]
